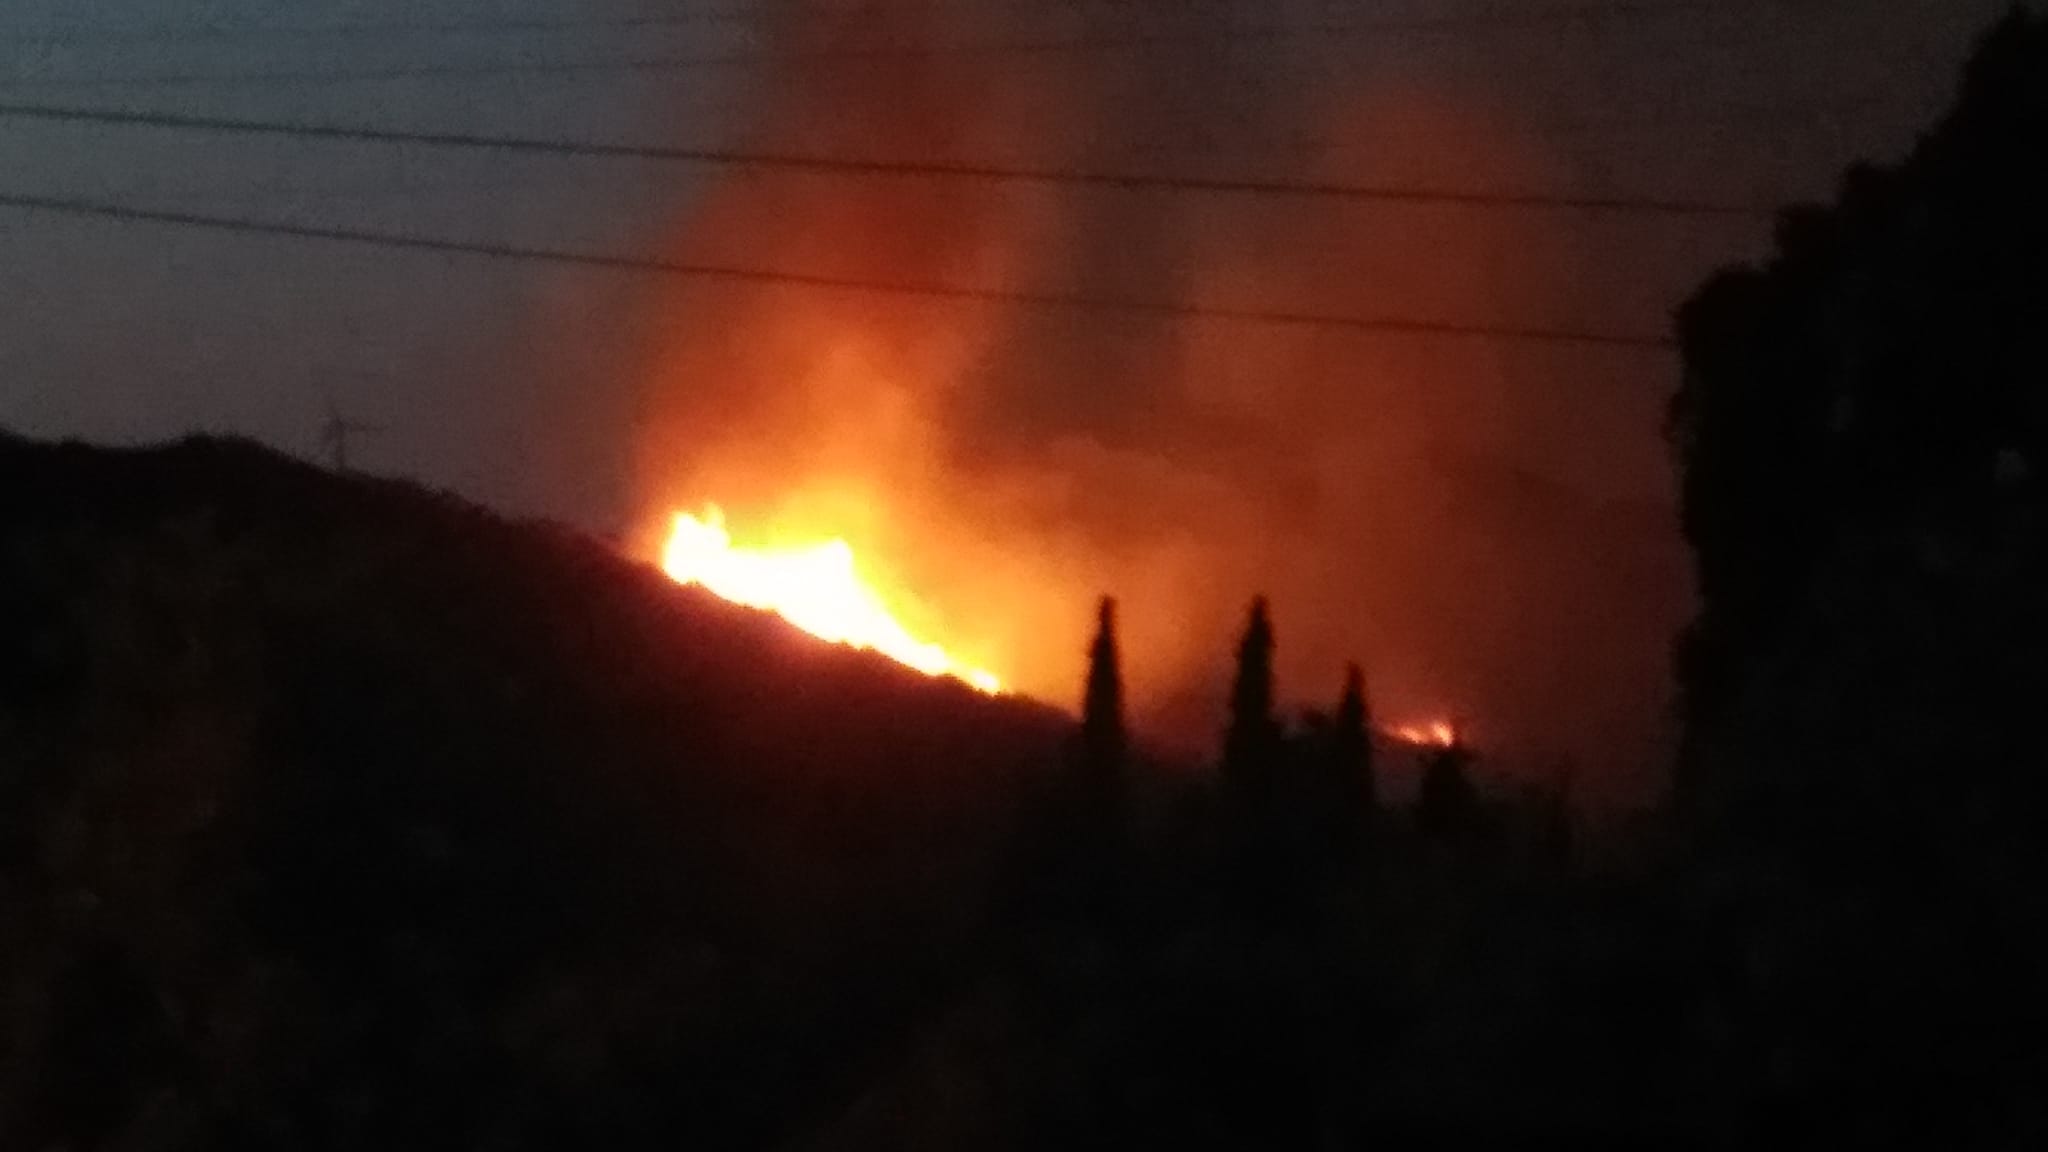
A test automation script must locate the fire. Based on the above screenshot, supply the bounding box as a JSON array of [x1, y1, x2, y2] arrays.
[[1391, 720, 1459, 748], [660, 505, 1002, 695]]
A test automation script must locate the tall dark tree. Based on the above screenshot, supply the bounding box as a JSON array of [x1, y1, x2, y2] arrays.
[[1033, 595, 1131, 930], [1332, 663, 1374, 822], [1218, 597, 1284, 918], [1289, 663, 1377, 902], [1081, 597, 1125, 777], [1222, 596, 1279, 793], [1078, 596, 1129, 889]]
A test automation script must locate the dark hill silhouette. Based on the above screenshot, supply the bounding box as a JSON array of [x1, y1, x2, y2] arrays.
[[0, 431, 1069, 1150]]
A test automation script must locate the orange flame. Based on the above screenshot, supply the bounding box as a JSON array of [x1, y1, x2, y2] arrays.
[[1391, 720, 1459, 748], [660, 505, 1002, 695]]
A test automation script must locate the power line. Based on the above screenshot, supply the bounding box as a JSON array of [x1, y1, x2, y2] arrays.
[[1, 9, 760, 42], [0, 102, 1772, 219], [7, 0, 1037, 41], [0, 0, 1049, 42], [0, 0, 1377, 42], [1112, 86, 1898, 165], [0, 188, 1675, 351], [0, 0, 1833, 88], [0, 0, 1768, 42]]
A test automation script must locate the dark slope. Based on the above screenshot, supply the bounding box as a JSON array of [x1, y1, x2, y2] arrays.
[[0, 432, 1069, 1151]]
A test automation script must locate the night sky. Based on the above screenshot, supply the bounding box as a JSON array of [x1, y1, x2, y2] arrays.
[[0, 0, 2029, 797]]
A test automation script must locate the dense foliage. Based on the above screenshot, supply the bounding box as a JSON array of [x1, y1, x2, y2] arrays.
[[1670, 10, 2048, 1141]]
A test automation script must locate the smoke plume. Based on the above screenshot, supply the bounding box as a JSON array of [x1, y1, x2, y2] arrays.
[[631, 0, 1691, 796]]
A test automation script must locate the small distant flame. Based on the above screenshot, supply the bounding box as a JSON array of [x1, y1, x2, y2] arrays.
[[660, 505, 1002, 694], [1391, 720, 1459, 748]]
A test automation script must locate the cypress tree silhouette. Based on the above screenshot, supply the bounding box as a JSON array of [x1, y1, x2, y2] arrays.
[[1082, 597, 1125, 778], [1033, 596, 1131, 930], [1334, 663, 1375, 823], [1223, 596, 1279, 794], [1319, 663, 1376, 890], [1221, 597, 1284, 918], [1078, 596, 1129, 901]]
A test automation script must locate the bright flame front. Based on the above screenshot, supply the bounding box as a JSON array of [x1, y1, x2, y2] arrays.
[[1392, 720, 1459, 748], [660, 505, 1002, 695]]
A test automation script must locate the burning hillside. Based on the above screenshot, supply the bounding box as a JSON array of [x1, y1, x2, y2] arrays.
[[661, 503, 1002, 694]]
